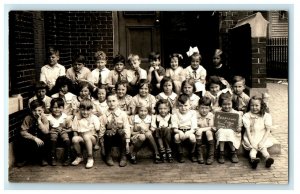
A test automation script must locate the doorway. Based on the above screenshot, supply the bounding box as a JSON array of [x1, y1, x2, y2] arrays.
[[116, 11, 220, 69], [160, 11, 220, 68]]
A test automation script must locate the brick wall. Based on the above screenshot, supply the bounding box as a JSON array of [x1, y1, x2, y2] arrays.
[[251, 37, 267, 88], [219, 11, 267, 88], [9, 11, 36, 142], [44, 11, 114, 70]]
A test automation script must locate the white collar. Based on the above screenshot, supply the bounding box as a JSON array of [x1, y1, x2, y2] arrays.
[[159, 92, 177, 101], [189, 94, 199, 101], [134, 115, 152, 124], [156, 114, 171, 122]]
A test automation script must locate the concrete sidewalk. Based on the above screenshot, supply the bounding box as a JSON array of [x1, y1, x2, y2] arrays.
[[8, 83, 289, 184]]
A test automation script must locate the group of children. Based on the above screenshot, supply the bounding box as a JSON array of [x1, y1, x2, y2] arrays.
[[15, 46, 275, 170]]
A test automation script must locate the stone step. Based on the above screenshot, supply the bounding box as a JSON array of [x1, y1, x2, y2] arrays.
[[55, 136, 281, 161]]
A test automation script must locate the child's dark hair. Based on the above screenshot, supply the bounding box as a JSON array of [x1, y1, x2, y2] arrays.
[[232, 75, 246, 85], [77, 81, 93, 96], [52, 76, 74, 94], [160, 76, 175, 93], [35, 81, 48, 92], [138, 79, 151, 92], [177, 94, 190, 105], [181, 78, 197, 93], [247, 95, 268, 116], [79, 99, 93, 110], [199, 96, 212, 107], [155, 99, 172, 115], [149, 52, 160, 61], [92, 84, 108, 100], [29, 99, 45, 110], [50, 98, 65, 109], [115, 80, 129, 91], [218, 92, 234, 106], [95, 50, 107, 61], [113, 54, 125, 65], [168, 53, 183, 67], [205, 76, 226, 91], [72, 54, 86, 64], [106, 91, 117, 99], [48, 46, 60, 57]]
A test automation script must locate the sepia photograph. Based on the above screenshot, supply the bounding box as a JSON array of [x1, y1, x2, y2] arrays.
[[7, 8, 289, 186]]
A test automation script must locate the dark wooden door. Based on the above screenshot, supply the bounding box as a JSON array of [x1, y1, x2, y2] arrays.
[[117, 11, 161, 69], [228, 24, 252, 86]]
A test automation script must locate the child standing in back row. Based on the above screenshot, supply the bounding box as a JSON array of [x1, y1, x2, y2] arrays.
[[184, 46, 207, 97], [40, 47, 65, 92], [88, 51, 110, 89], [147, 52, 165, 96], [165, 53, 185, 94], [242, 96, 274, 169]]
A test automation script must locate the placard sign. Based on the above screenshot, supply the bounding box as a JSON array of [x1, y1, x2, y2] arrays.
[[214, 112, 239, 130]]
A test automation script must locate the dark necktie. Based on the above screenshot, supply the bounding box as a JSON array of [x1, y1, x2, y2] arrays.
[[98, 70, 102, 87], [117, 72, 121, 82], [237, 96, 243, 110], [135, 71, 140, 82], [193, 70, 197, 79]]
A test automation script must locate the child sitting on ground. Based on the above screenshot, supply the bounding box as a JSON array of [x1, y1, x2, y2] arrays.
[[129, 102, 160, 164], [195, 96, 215, 165], [215, 92, 242, 164], [172, 94, 198, 163], [47, 98, 72, 166], [100, 92, 131, 167], [151, 99, 175, 163], [71, 99, 102, 169], [15, 100, 49, 167], [242, 96, 275, 169]]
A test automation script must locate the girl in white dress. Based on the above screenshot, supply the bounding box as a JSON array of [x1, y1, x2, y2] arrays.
[[242, 96, 274, 169], [215, 92, 242, 164]]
